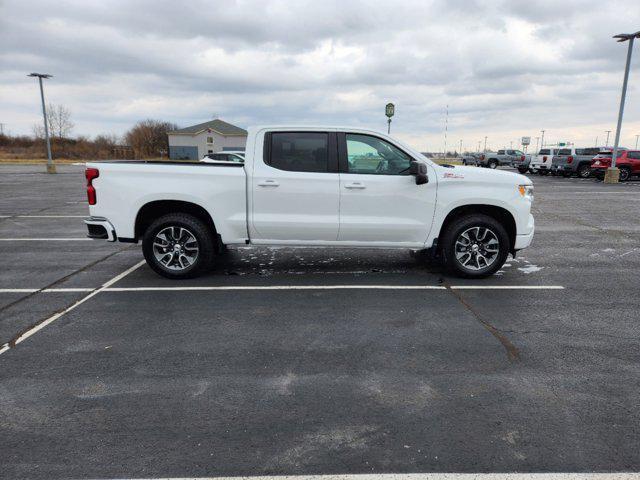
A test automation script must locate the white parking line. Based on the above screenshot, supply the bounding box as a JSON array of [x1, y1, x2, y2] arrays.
[[0, 285, 566, 293], [0, 238, 92, 241], [109, 473, 640, 479], [0, 260, 145, 357], [0, 215, 86, 218]]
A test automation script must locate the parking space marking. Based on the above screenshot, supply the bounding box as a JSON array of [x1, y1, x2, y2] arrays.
[[0, 238, 92, 241], [0, 260, 145, 356], [116, 473, 640, 479], [450, 285, 564, 290], [0, 285, 566, 293], [0, 215, 86, 218]]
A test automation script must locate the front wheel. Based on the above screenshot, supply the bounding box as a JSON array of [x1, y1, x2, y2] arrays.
[[441, 214, 510, 278], [518, 167, 529, 174], [488, 160, 498, 169], [142, 213, 215, 279]]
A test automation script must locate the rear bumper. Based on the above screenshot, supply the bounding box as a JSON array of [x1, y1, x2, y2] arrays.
[[84, 216, 116, 242], [514, 214, 534, 250]]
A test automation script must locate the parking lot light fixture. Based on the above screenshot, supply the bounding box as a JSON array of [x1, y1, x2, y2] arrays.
[[604, 130, 611, 146], [28, 73, 55, 174], [605, 30, 640, 184], [540, 129, 545, 148]]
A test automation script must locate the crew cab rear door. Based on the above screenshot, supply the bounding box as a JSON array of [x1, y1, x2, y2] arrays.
[[250, 130, 340, 242], [336, 132, 437, 245]]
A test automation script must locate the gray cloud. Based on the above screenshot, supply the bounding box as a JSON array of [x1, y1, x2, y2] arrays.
[[1, 0, 639, 151]]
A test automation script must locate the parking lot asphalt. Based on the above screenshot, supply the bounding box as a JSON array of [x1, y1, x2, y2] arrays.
[[0, 164, 639, 479]]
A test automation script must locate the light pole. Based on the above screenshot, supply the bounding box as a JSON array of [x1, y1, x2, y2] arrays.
[[604, 130, 611, 147], [483, 136, 487, 152], [459, 139, 462, 156], [540, 129, 545, 148], [28, 73, 55, 174], [385, 103, 395, 134], [635, 134, 639, 149], [535, 136, 540, 152], [477, 141, 481, 152], [605, 30, 640, 184]]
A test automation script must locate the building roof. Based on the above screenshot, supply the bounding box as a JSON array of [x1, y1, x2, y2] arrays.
[[168, 119, 247, 136]]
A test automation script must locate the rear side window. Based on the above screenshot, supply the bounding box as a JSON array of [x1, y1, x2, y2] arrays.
[[539, 149, 550, 155], [627, 151, 640, 160], [268, 132, 329, 172], [558, 149, 572, 155], [497, 150, 505, 154]]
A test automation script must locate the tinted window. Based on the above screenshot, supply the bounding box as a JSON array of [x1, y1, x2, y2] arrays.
[[345, 134, 412, 175], [269, 132, 328, 172], [539, 149, 550, 155], [628, 151, 640, 160], [582, 148, 600, 155], [497, 150, 505, 154], [558, 149, 572, 155]]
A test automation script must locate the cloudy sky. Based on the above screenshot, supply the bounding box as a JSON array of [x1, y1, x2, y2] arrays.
[[1, 0, 639, 152]]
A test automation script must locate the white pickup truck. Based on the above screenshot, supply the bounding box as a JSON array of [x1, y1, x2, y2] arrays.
[[85, 126, 534, 279]]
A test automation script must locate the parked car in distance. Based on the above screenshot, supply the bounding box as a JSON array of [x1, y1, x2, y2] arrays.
[[529, 148, 560, 175], [201, 151, 245, 163], [84, 126, 535, 279], [510, 151, 533, 174], [591, 150, 640, 181], [551, 147, 623, 178], [461, 153, 480, 166], [480, 149, 529, 171]]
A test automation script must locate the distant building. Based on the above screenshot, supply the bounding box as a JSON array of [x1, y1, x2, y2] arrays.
[[167, 119, 247, 160]]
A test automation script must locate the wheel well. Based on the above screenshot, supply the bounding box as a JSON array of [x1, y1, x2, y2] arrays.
[[135, 200, 217, 242], [437, 205, 516, 251]]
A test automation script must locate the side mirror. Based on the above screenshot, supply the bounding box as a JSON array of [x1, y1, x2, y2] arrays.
[[409, 161, 428, 185]]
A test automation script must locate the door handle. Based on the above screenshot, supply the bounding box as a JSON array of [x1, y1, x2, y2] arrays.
[[258, 180, 279, 187], [344, 182, 366, 189]]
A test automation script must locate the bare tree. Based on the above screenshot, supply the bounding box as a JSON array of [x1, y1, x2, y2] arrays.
[[32, 123, 45, 139], [125, 119, 178, 158], [47, 103, 74, 139]]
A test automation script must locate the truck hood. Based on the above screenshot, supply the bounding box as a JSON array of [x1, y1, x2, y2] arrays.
[[437, 165, 532, 186]]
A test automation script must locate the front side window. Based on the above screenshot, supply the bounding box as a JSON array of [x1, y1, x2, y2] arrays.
[[497, 150, 505, 155], [269, 132, 329, 172], [345, 134, 411, 175]]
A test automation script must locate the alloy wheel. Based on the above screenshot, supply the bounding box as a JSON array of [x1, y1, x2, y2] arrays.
[[454, 226, 500, 271], [152, 226, 199, 270]]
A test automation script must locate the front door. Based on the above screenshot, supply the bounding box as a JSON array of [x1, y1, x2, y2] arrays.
[[251, 131, 340, 242], [337, 132, 437, 245]]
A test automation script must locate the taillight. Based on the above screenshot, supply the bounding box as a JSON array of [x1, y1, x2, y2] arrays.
[[480, 154, 485, 160], [543, 156, 547, 162], [567, 156, 574, 164], [520, 155, 525, 161], [85, 168, 99, 205]]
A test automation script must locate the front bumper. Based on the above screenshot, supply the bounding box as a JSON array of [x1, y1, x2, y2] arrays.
[[84, 216, 116, 242], [514, 214, 534, 250]]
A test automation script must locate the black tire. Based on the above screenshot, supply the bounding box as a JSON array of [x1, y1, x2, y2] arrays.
[[577, 163, 591, 178], [562, 171, 572, 178], [488, 160, 498, 169], [441, 214, 510, 278], [539, 170, 549, 176], [518, 167, 528, 174], [619, 167, 631, 182], [142, 213, 215, 279]]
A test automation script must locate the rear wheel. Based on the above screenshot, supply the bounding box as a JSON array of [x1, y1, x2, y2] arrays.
[[142, 213, 215, 279], [619, 167, 631, 182], [518, 167, 529, 174], [539, 169, 549, 176], [577, 164, 591, 178], [441, 214, 510, 278], [488, 160, 498, 169]]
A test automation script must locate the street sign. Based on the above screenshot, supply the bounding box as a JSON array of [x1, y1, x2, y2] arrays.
[[385, 103, 395, 118], [521, 136, 531, 146]]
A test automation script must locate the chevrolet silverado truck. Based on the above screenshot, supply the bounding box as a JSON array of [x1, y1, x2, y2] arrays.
[[479, 149, 530, 172], [84, 126, 535, 279]]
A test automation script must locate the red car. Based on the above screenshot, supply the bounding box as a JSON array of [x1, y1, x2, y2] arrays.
[[591, 150, 640, 181]]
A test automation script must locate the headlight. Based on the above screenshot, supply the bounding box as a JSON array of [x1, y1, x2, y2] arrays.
[[518, 184, 534, 201]]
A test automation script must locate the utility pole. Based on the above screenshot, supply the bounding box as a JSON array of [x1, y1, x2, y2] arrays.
[[635, 134, 639, 149], [28, 73, 55, 174], [459, 139, 462, 156], [540, 129, 545, 148], [477, 141, 481, 152], [605, 30, 640, 183], [483, 136, 487, 152], [443, 104, 448, 158], [605, 130, 611, 147], [534, 137, 540, 151]]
